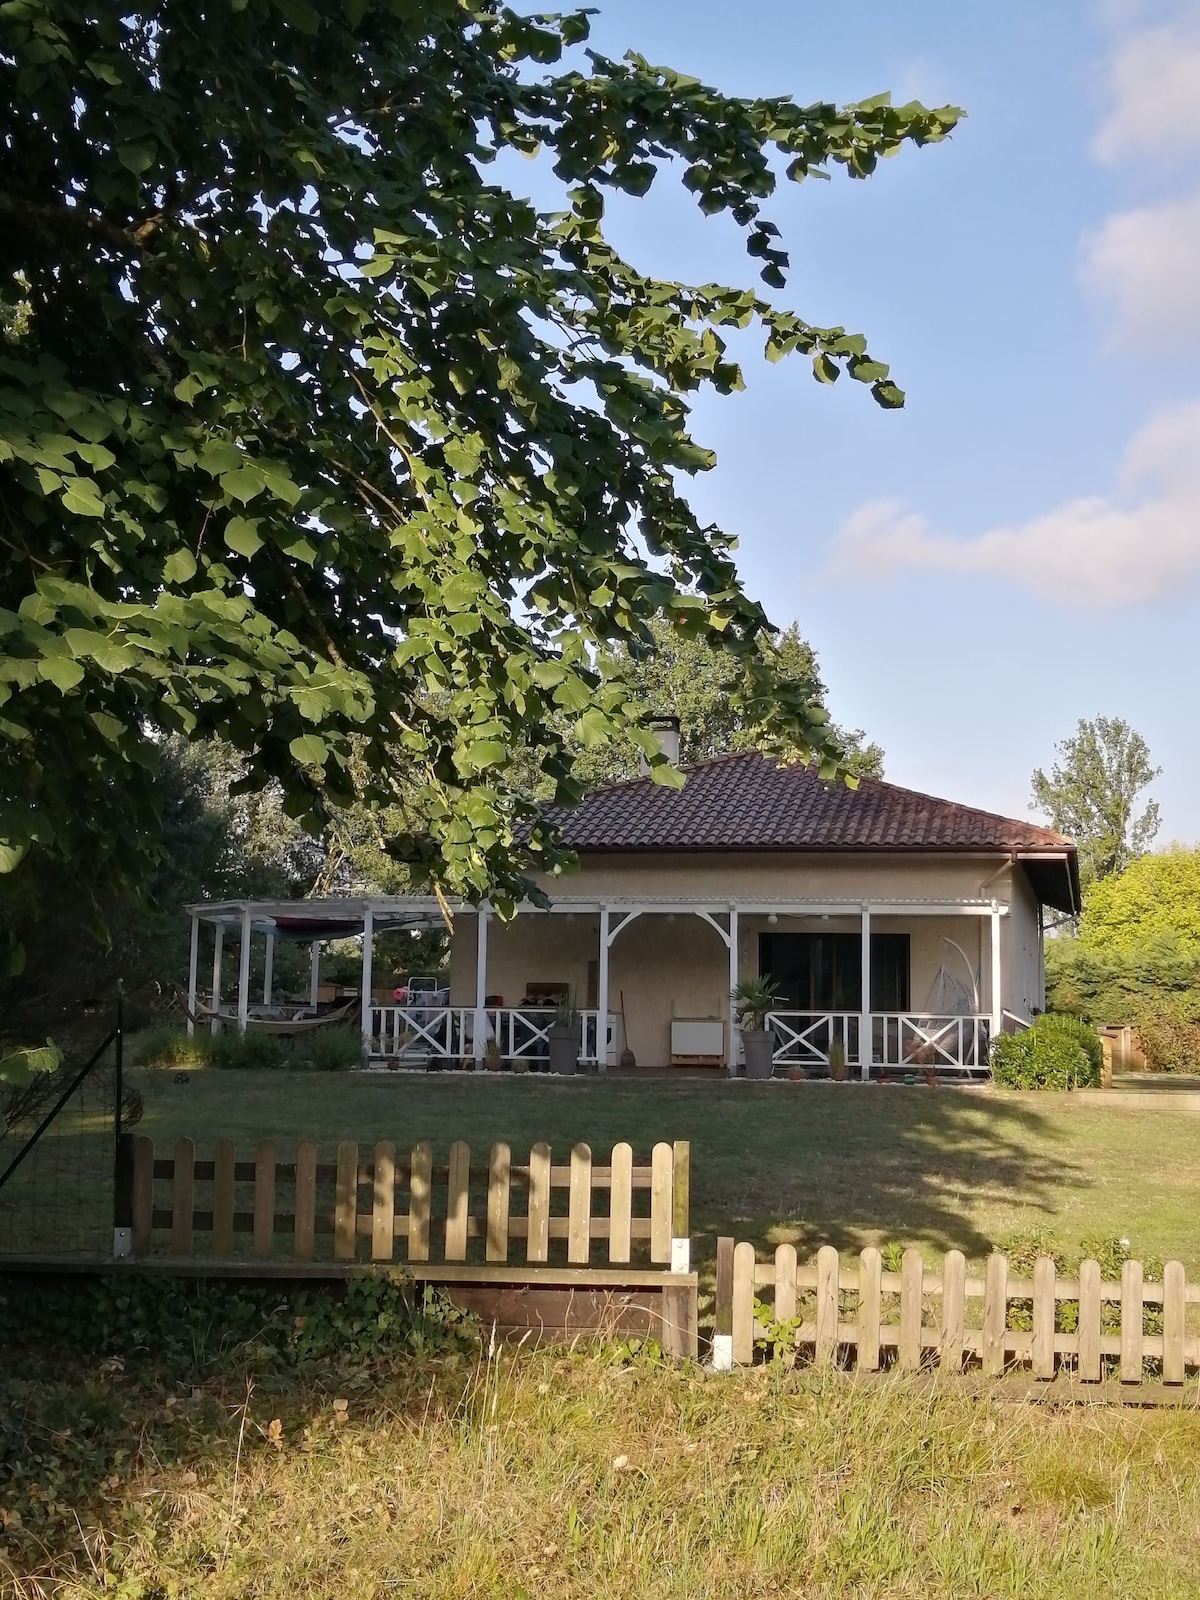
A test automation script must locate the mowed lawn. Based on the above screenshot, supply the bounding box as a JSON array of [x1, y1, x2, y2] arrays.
[[129, 1067, 1200, 1271]]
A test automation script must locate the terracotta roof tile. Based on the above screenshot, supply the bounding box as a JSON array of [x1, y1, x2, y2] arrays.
[[549, 750, 1075, 857]]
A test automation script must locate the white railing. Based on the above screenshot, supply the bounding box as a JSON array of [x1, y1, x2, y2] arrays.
[[766, 1012, 991, 1076], [767, 1013, 861, 1069], [873, 1014, 991, 1075], [368, 1006, 618, 1067]]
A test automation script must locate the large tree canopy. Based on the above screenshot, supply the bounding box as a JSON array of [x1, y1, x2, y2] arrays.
[[1, 0, 960, 936]]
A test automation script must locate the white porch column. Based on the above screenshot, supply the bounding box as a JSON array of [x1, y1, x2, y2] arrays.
[[597, 904, 610, 1070], [472, 905, 489, 1068], [236, 906, 252, 1034], [361, 905, 374, 1053], [990, 900, 1003, 1039], [859, 904, 872, 1080], [210, 922, 224, 1034], [263, 932, 275, 1007], [726, 904, 740, 1074], [1037, 904, 1045, 1013], [309, 939, 321, 1009], [186, 913, 200, 1038]]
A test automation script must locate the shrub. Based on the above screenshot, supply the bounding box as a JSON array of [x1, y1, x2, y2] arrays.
[[206, 1028, 292, 1071], [294, 1025, 364, 1073], [991, 1012, 1101, 1090], [130, 1024, 210, 1070], [1130, 996, 1200, 1073]]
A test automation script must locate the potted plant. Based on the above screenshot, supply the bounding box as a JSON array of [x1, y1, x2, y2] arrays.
[[547, 1000, 581, 1075], [484, 1037, 502, 1073], [733, 978, 781, 1080], [828, 1037, 848, 1082]]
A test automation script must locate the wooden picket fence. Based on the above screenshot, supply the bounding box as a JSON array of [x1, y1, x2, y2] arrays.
[[125, 1135, 690, 1269], [714, 1239, 1200, 1385]]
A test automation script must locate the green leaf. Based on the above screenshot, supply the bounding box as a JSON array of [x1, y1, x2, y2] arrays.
[[290, 733, 328, 766], [224, 516, 263, 557], [220, 465, 267, 504], [0, 842, 28, 875], [0, 1039, 62, 1087], [39, 656, 85, 692], [163, 547, 197, 584], [117, 141, 157, 174], [61, 478, 106, 517]]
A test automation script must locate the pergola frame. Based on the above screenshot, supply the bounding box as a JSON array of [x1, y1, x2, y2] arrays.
[[185, 892, 1015, 1073]]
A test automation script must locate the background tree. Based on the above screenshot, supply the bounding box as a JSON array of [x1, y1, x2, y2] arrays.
[[567, 620, 884, 791], [1, 0, 960, 971], [1030, 716, 1160, 888]]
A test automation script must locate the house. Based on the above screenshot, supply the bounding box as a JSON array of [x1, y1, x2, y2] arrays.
[[186, 743, 1079, 1078]]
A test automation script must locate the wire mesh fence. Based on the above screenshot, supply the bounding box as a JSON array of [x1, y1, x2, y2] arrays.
[[0, 1015, 132, 1258]]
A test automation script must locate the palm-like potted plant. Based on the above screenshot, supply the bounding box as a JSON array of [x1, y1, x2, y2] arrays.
[[733, 977, 781, 1080], [547, 999, 581, 1075]]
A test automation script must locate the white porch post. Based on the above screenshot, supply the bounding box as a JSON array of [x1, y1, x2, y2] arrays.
[[597, 904, 610, 1070], [236, 906, 252, 1034], [263, 932, 275, 1007], [210, 922, 224, 1034], [859, 904, 872, 1079], [726, 904, 740, 1074], [1037, 903, 1045, 1012], [186, 913, 199, 1038], [361, 905, 374, 1054], [990, 900, 1003, 1040], [473, 905, 489, 1068], [309, 939, 321, 1009]]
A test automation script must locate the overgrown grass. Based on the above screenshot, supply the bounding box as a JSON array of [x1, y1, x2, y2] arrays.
[[4, 1337, 1200, 1599]]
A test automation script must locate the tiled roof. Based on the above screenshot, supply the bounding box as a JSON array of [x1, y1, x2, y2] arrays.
[[549, 750, 1075, 857]]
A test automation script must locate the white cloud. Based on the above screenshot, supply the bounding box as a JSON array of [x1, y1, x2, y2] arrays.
[[1092, 13, 1200, 163], [828, 401, 1200, 608], [1081, 188, 1200, 342]]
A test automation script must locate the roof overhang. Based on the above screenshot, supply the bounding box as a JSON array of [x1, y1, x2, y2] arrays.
[[1016, 852, 1080, 917]]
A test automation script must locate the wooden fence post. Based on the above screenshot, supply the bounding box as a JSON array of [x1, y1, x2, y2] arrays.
[[732, 1241, 756, 1365], [372, 1141, 396, 1263], [445, 1140, 470, 1262], [650, 1142, 673, 1265], [1120, 1258, 1144, 1384], [334, 1140, 358, 1261], [1077, 1257, 1101, 1381], [857, 1247, 881, 1372], [131, 1135, 154, 1258], [815, 1246, 839, 1365], [212, 1138, 235, 1258], [171, 1137, 194, 1257], [774, 1243, 798, 1328], [671, 1140, 691, 1272], [898, 1249, 923, 1372], [486, 1142, 511, 1263], [253, 1140, 275, 1261], [713, 1236, 734, 1370], [940, 1249, 965, 1372], [408, 1142, 432, 1263], [527, 1142, 551, 1264], [1163, 1261, 1186, 1386], [568, 1143, 592, 1265], [1032, 1256, 1056, 1380], [293, 1139, 317, 1261], [982, 1252, 1008, 1376], [609, 1142, 633, 1265]]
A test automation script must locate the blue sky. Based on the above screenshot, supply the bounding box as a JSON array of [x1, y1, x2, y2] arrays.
[[515, 1, 1200, 836]]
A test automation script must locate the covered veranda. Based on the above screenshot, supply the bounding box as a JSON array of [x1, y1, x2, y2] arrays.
[[185, 890, 1026, 1076]]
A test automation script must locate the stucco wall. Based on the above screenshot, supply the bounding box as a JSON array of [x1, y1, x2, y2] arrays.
[[446, 851, 1045, 1065]]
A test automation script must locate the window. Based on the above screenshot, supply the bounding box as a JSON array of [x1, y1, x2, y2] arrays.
[[759, 932, 910, 1012]]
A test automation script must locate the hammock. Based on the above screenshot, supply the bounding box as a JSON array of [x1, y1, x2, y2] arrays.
[[175, 990, 359, 1036]]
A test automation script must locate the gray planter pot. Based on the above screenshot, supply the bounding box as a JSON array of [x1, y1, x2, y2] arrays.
[[740, 1028, 775, 1080], [547, 1025, 579, 1075]]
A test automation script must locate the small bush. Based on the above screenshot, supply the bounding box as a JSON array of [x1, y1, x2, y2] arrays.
[[991, 1012, 1101, 1090], [130, 1024, 210, 1070], [293, 1025, 364, 1073], [206, 1028, 292, 1071]]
